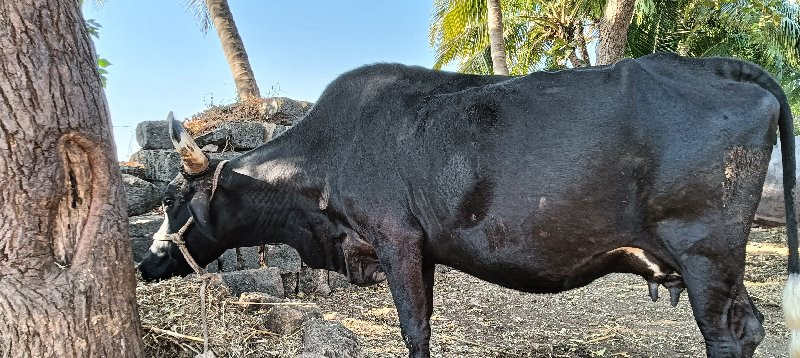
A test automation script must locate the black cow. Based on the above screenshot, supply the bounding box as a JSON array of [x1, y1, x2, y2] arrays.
[[139, 53, 800, 358]]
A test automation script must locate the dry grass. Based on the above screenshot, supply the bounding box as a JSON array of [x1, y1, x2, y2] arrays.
[[182, 98, 269, 136], [119, 161, 145, 168], [136, 277, 302, 357]]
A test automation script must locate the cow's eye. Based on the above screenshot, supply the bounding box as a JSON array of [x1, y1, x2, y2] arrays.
[[163, 198, 174, 207]]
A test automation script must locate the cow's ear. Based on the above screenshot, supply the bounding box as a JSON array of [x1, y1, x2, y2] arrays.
[[188, 188, 213, 238]]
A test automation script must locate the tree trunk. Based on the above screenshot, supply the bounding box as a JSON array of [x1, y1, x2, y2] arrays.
[[0, 1, 144, 357], [596, 0, 637, 65], [205, 0, 261, 100], [486, 0, 509, 75]]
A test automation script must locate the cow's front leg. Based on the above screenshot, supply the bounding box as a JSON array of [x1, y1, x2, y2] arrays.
[[373, 230, 435, 358]]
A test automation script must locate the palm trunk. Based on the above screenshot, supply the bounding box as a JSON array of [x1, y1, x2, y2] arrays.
[[0, 1, 143, 356], [486, 0, 509, 75], [205, 0, 261, 100], [596, 0, 637, 65]]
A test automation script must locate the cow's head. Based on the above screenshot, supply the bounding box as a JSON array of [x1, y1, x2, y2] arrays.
[[137, 112, 228, 280], [137, 113, 385, 285]]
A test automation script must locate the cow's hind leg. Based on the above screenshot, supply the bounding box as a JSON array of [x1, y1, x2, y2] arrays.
[[655, 218, 764, 357], [653, 147, 770, 357]]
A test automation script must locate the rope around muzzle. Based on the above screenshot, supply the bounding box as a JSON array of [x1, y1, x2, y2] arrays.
[[160, 160, 228, 358]]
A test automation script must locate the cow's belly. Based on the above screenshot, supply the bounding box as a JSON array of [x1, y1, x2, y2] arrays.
[[427, 213, 680, 293]]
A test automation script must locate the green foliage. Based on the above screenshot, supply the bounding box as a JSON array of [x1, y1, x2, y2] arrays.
[[627, 0, 800, 129], [430, 0, 604, 75], [431, 0, 800, 132], [85, 18, 111, 87]]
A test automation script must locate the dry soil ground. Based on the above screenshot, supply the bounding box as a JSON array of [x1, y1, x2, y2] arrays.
[[140, 226, 791, 357], [309, 226, 791, 358]]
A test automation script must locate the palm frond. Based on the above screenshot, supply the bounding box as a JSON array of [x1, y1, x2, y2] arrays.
[[185, 0, 212, 33]]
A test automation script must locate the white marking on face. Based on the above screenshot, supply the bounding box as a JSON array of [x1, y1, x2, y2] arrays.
[[608, 247, 664, 277], [148, 212, 171, 256]]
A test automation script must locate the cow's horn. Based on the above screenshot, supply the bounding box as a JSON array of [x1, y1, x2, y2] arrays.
[[167, 112, 209, 174]]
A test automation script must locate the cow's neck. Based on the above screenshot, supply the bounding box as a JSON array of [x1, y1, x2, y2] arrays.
[[207, 146, 342, 269]]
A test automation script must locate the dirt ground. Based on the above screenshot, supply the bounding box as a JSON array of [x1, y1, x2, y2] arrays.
[[306, 226, 791, 358], [138, 226, 791, 357]]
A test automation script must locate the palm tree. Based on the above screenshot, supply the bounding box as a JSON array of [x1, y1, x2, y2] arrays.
[[430, 0, 604, 75], [430, 0, 800, 112], [187, 0, 260, 100], [625, 0, 800, 112], [487, 0, 511, 74], [596, 0, 637, 64]]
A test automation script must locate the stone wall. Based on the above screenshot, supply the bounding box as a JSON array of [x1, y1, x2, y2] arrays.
[[124, 98, 350, 297]]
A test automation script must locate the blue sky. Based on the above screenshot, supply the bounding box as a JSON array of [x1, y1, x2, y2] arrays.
[[82, 1, 440, 159]]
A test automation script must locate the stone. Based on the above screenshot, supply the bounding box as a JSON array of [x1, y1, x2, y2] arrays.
[[263, 305, 322, 335], [130, 237, 152, 263], [151, 181, 169, 198], [201, 144, 219, 152], [128, 214, 164, 237], [119, 163, 148, 180], [301, 319, 362, 358], [239, 292, 283, 311], [130, 149, 181, 182], [209, 152, 242, 162], [213, 249, 236, 272], [328, 272, 351, 292], [122, 174, 161, 216], [755, 137, 800, 225], [227, 122, 266, 150], [281, 272, 299, 297], [435, 264, 453, 274], [299, 267, 331, 296], [270, 125, 290, 140], [136, 120, 173, 150], [195, 127, 232, 149], [261, 97, 312, 125], [214, 246, 261, 272], [128, 215, 164, 262], [210, 267, 284, 297], [261, 122, 278, 140], [267, 244, 302, 274]]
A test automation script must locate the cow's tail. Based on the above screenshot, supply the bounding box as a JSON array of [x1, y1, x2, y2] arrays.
[[752, 65, 800, 358], [775, 77, 800, 358], [726, 58, 800, 357], [777, 87, 800, 358]]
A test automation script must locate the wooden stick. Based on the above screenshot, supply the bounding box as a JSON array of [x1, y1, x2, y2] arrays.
[[585, 334, 616, 344], [144, 325, 205, 343], [227, 301, 316, 306]]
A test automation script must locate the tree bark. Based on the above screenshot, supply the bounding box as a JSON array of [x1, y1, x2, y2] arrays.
[[596, 0, 637, 65], [205, 0, 261, 100], [486, 0, 509, 75], [0, 1, 144, 357]]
